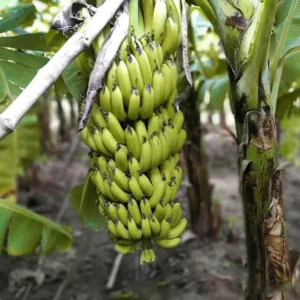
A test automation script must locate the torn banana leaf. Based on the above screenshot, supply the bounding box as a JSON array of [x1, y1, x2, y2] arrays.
[[0, 199, 72, 256]]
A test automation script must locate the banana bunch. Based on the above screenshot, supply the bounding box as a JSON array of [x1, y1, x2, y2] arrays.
[[79, 0, 186, 264]]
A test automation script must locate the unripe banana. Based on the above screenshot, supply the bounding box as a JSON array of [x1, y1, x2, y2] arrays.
[[138, 173, 154, 197], [111, 84, 127, 122], [107, 202, 118, 220], [103, 174, 114, 201], [166, 58, 178, 93], [135, 120, 149, 143], [140, 84, 155, 119], [91, 104, 107, 128], [126, 52, 144, 94], [158, 131, 170, 163], [92, 130, 113, 157], [152, 68, 165, 108], [153, 40, 164, 68], [119, 38, 129, 61], [116, 60, 132, 106], [115, 144, 129, 173], [163, 182, 172, 205], [160, 157, 173, 183], [107, 159, 116, 177], [92, 30, 105, 54], [149, 214, 161, 235], [99, 85, 112, 112], [110, 180, 130, 203], [157, 217, 171, 240], [109, 166, 130, 192], [128, 88, 141, 121], [80, 127, 97, 151], [166, 90, 177, 119], [152, 0, 167, 43], [128, 198, 142, 226], [128, 175, 144, 201], [148, 177, 166, 208], [172, 110, 184, 133], [128, 157, 141, 180], [164, 123, 178, 154], [162, 17, 179, 55], [167, 0, 182, 34], [132, 40, 153, 85], [106, 219, 118, 237], [142, 0, 154, 33], [153, 237, 181, 248], [170, 202, 182, 227], [128, 216, 142, 240], [147, 111, 161, 136], [150, 132, 162, 168], [106, 62, 117, 92], [125, 125, 141, 160], [148, 248, 156, 262], [101, 127, 118, 153], [149, 167, 163, 186], [114, 242, 138, 254], [105, 112, 126, 144], [159, 107, 170, 122], [141, 214, 152, 238], [165, 203, 173, 218], [161, 63, 173, 102], [153, 199, 166, 221], [140, 197, 152, 218], [116, 220, 131, 239], [175, 128, 187, 153], [168, 218, 187, 239], [139, 137, 152, 172], [117, 203, 129, 227], [112, 238, 135, 246], [143, 41, 157, 72]]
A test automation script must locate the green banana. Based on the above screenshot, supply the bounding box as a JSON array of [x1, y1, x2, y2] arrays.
[[153, 199, 166, 221], [147, 111, 161, 136], [172, 110, 184, 133], [150, 132, 162, 168], [142, 0, 154, 33], [138, 173, 154, 197], [128, 157, 141, 179], [117, 203, 129, 226], [141, 214, 152, 238], [158, 130, 170, 163], [157, 217, 171, 240], [107, 202, 118, 220], [115, 144, 129, 173], [143, 41, 158, 72], [140, 197, 152, 218], [110, 180, 130, 203], [114, 242, 137, 254], [119, 38, 129, 61], [140, 84, 155, 119], [90, 170, 106, 196], [125, 125, 141, 160], [128, 88, 141, 121], [135, 120, 149, 143], [92, 130, 114, 157], [128, 175, 144, 201], [101, 127, 118, 153], [109, 166, 130, 192], [105, 111, 126, 144], [166, 58, 178, 93], [80, 127, 97, 151], [161, 63, 173, 102], [175, 128, 187, 153], [170, 202, 182, 227], [111, 84, 127, 122], [149, 214, 161, 236], [126, 52, 144, 94], [107, 219, 118, 237], [149, 167, 163, 186], [128, 216, 143, 240], [116, 220, 131, 239], [152, 68, 165, 108], [148, 177, 166, 208], [163, 182, 172, 204], [91, 104, 107, 128], [168, 218, 187, 239], [139, 137, 152, 172], [152, 0, 167, 43], [99, 85, 112, 112], [106, 61, 117, 92], [128, 197, 142, 226], [161, 17, 179, 55], [116, 60, 132, 106], [153, 237, 181, 248]]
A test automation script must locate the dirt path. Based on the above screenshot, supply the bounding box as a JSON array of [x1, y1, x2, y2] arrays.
[[0, 129, 299, 300]]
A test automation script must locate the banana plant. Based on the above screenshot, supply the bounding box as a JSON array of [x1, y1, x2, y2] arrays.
[[188, 0, 300, 298]]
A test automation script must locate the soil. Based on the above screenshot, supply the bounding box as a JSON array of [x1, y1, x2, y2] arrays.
[[1, 127, 300, 300]]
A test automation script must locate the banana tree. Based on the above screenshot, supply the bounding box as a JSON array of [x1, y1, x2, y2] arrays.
[[187, 0, 300, 298]]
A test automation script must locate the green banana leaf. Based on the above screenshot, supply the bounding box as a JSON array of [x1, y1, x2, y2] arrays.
[[70, 173, 105, 230], [0, 198, 72, 256]]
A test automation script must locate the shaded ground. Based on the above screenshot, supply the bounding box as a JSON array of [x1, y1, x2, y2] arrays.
[[0, 127, 300, 300]]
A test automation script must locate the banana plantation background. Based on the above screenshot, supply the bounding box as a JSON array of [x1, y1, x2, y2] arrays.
[[1, 0, 300, 299]]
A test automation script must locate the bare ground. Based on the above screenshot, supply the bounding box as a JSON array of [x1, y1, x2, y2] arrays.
[[0, 127, 300, 300]]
